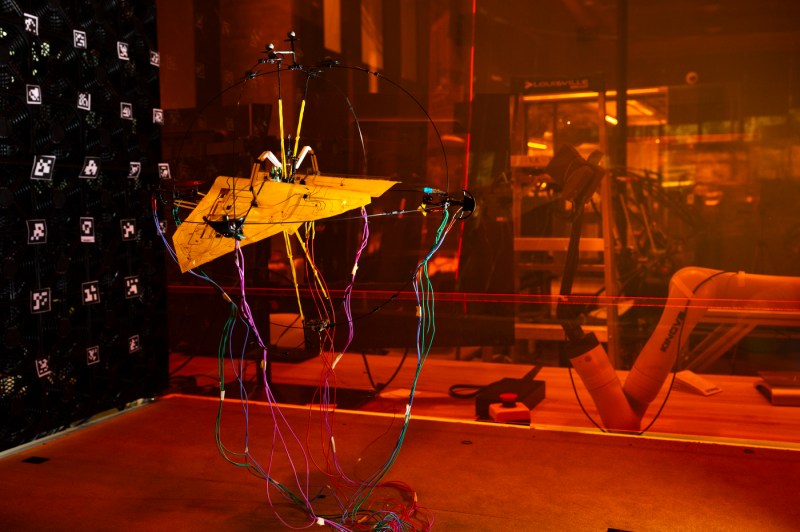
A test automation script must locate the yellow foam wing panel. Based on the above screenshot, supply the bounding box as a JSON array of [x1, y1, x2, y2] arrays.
[[172, 174, 398, 272]]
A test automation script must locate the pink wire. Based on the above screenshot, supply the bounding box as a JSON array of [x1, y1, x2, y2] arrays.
[[233, 241, 318, 525]]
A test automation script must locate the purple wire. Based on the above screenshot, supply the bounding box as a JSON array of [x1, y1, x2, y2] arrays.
[[341, 207, 370, 355], [234, 241, 317, 520], [316, 209, 370, 488]]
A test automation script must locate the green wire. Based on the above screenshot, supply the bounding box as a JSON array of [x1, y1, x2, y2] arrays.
[[212, 302, 310, 510], [207, 208, 454, 528], [346, 210, 451, 520]]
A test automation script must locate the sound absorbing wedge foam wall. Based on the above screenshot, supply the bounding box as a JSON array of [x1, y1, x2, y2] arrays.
[[0, 0, 167, 451]]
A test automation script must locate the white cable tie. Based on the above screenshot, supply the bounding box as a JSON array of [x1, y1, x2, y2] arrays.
[[316, 517, 325, 526], [220, 390, 225, 401], [351, 263, 359, 277], [405, 404, 411, 419], [332, 353, 343, 369], [330, 436, 336, 454]]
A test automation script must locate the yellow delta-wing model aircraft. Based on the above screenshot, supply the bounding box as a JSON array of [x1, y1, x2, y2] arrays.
[[171, 150, 397, 273], [172, 34, 404, 274]]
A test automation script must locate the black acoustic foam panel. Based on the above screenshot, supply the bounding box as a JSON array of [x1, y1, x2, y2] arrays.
[[0, 0, 167, 450]]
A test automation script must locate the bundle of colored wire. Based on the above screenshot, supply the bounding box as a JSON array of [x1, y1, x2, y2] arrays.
[[341, 207, 370, 355], [313, 208, 374, 495], [232, 240, 329, 522], [154, 200, 258, 471], [340, 208, 458, 529], [279, 206, 448, 530], [153, 194, 456, 530], [154, 199, 321, 520]]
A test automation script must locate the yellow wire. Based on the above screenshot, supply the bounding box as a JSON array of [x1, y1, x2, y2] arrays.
[[283, 230, 305, 324]]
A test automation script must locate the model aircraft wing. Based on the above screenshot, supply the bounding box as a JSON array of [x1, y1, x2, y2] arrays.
[[172, 174, 398, 273]]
